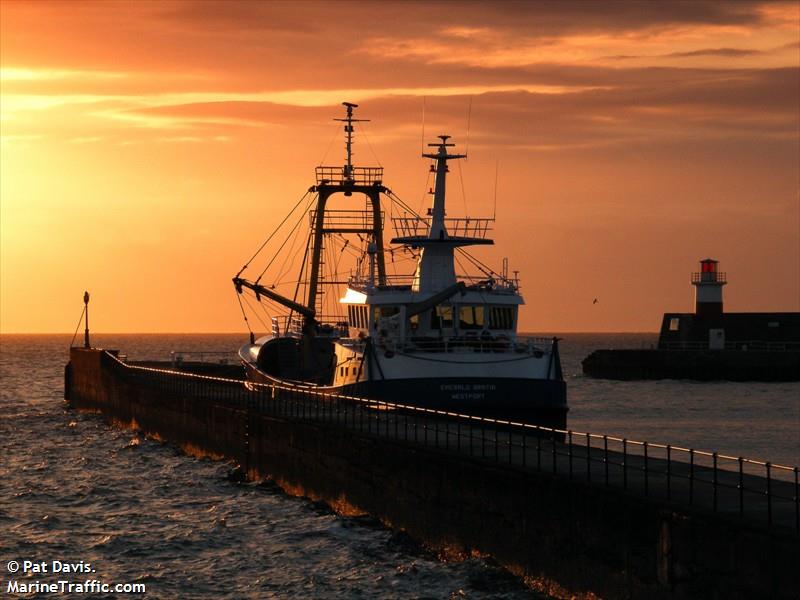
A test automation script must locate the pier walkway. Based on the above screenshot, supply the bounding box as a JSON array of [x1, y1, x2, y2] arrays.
[[115, 353, 799, 534]]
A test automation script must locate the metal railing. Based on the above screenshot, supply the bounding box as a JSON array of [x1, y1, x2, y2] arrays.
[[102, 351, 799, 533], [347, 273, 519, 293], [310, 209, 383, 232], [315, 166, 383, 186], [392, 216, 494, 239], [691, 272, 726, 283], [169, 351, 239, 366], [392, 335, 554, 355], [266, 315, 349, 338]]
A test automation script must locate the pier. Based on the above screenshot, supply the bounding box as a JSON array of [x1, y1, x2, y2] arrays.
[[66, 347, 799, 599]]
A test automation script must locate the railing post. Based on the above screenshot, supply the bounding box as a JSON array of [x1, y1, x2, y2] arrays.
[[508, 427, 512, 464], [552, 433, 557, 474], [766, 462, 772, 526], [457, 418, 461, 453], [738, 457, 744, 518], [536, 431, 541, 471], [603, 435, 609, 485], [622, 438, 627, 491], [712, 452, 718, 512], [794, 466, 799, 535], [522, 428, 527, 468], [586, 433, 591, 482], [494, 426, 499, 462], [643, 441, 649, 497], [666, 445, 672, 501], [568, 430, 573, 479], [689, 449, 694, 506]]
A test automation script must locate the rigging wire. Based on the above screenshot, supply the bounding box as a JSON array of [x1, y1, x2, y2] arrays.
[[69, 305, 86, 348], [317, 120, 343, 166], [454, 252, 469, 277], [387, 190, 427, 224], [273, 201, 310, 285], [235, 289, 254, 337], [456, 159, 468, 216], [417, 168, 432, 216], [456, 247, 501, 280], [356, 121, 382, 167], [241, 292, 273, 333], [255, 192, 317, 283], [235, 190, 311, 278]]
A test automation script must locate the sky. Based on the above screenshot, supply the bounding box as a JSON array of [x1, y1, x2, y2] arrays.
[[1, 0, 798, 333]]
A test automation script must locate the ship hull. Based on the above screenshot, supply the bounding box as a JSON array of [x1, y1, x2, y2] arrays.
[[243, 360, 567, 429]]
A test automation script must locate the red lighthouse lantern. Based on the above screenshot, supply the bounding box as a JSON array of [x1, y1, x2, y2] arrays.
[[691, 258, 726, 318]]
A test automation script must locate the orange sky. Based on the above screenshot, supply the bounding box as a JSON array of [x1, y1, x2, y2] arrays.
[[1, 0, 798, 333]]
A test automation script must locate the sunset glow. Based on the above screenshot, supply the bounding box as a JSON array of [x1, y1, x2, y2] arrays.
[[1, 0, 798, 333]]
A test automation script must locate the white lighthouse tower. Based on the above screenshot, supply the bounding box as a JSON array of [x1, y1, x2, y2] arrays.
[[692, 258, 726, 319]]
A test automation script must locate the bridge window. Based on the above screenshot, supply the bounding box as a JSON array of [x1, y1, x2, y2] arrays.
[[431, 305, 453, 329], [373, 306, 400, 325], [348, 305, 370, 329], [489, 306, 514, 330], [669, 317, 680, 331], [459, 305, 485, 329]]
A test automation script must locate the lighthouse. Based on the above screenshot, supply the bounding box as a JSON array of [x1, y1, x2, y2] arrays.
[[692, 258, 726, 319]]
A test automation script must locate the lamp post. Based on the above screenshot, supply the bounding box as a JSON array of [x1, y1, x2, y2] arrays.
[[83, 291, 90, 348]]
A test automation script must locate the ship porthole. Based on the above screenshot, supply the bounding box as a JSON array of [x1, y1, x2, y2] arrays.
[[384, 350, 395, 359]]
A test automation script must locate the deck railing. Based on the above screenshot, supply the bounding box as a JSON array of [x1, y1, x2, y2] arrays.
[[392, 216, 494, 239], [169, 351, 238, 366], [102, 351, 799, 533], [315, 166, 383, 186]]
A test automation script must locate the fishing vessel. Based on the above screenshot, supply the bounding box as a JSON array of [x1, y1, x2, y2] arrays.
[[233, 103, 567, 427]]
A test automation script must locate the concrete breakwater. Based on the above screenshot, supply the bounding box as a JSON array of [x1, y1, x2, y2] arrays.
[[65, 348, 799, 599], [582, 349, 800, 381]]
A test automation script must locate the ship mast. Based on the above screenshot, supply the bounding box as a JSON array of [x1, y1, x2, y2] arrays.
[[391, 135, 492, 293], [233, 102, 387, 330], [306, 103, 387, 317], [335, 101, 366, 182]]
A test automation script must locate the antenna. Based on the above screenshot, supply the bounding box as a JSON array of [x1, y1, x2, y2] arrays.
[[420, 96, 426, 156], [465, 96, 473, 158], [493, 160, 499, 220], [334, 102, 369, 180]]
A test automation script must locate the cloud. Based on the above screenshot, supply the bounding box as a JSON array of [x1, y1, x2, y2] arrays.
[[667, 47, 764, 57], [160, 0, 779, 37], [609, 48, 764, 60]]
